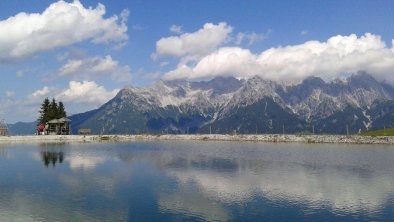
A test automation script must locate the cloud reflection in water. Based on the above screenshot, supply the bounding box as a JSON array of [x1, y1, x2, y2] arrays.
[[0, 141, 393, 221]]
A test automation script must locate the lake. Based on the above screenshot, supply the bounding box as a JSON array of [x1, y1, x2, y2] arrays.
[[0, 141, 393, 221]]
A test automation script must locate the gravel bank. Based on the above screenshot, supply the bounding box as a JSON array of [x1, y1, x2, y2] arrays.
[[0, 134, 393, 144]]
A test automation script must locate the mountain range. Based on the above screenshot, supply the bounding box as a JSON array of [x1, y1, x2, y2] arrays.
[[9, 72, 394, 135]]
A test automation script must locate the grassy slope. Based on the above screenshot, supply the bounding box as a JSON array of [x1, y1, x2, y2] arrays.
[[360, 128, 394, 136]]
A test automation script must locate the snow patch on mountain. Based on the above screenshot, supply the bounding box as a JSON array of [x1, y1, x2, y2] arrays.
[[110, 73, 394, 126]]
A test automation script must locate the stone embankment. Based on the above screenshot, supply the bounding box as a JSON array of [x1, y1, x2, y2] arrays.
[[0, 134, 393, 144]]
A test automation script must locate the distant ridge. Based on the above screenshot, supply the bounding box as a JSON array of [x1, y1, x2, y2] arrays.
[[9, 73, 394, 135], [8, 121, 37, 135]]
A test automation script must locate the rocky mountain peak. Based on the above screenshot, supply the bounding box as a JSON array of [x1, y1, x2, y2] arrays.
[[190, 76, 244, 95], [70, 73, 394, 134], [302, 76, 325, 86], [348, 72, 382, 90]]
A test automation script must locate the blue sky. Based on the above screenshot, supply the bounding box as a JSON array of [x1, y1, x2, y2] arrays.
[[1, 0, 394, 123]]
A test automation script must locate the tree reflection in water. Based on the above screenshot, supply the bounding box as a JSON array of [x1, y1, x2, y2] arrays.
[[41, 151, 64, 167]]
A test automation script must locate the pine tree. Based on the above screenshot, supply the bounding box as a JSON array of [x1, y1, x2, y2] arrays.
[[57, 101, 66, 118], [38, 98, 50, 124], [48, 98, 58, 120], [38, 98, 67, 124]]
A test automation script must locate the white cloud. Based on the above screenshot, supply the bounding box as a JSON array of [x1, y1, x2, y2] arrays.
[[0, 87, 52, 123], [164, 47, 258, 80], [31, 86, 50, 98], [58, 55, 131, 82], [153, 22, 233, 59], [169, 25, 183, 34], [0, 81, 119, 122], [235, 31, 269, 45], [163, 33, 394, 84], [56, 81, 119, 108], [0, 0, 128, 62]]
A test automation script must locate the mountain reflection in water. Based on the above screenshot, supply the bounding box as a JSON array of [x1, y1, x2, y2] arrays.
[[0, 141, 393, 221]]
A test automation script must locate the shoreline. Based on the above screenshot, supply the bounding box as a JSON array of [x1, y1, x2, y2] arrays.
[[0, 134, 393, 144]]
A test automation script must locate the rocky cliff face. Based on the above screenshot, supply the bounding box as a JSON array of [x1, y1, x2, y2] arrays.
[[71, 73, 394, 134]]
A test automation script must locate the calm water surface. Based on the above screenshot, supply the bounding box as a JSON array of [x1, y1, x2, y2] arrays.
[[0, 141, 393, 221]]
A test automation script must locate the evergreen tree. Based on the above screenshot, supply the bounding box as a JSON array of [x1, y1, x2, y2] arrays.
[[57, 101, 66, 118], [38, 98, 50, 124], [48, 98, 58, 120], [38, 98, 67, 124]]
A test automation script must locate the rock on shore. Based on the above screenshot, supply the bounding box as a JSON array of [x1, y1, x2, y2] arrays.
[[0, 134, 393, 144]]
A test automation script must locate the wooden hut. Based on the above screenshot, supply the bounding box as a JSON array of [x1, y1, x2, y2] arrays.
[[0, 119, 8, 136], [46, 117, 71, 135]]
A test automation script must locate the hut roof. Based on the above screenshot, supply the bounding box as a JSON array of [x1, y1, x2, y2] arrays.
[[58, 117, 71, 122], [48, 119, 60, 124], [48, 117, 71, 124]]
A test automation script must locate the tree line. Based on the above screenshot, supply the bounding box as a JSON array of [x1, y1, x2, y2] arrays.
[[38, 98, 67, 124]]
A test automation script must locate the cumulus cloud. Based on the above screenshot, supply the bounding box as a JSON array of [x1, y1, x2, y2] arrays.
[[163, 33, 394, 84], [56, 81, 119, 107], [0, 87, 52, 123], [58, 55, 131, 82], [31, 86, 50, 98], [153, 22, 233, 59], [0, 81, 119, 122], [30, 81, 118, 116], [164, 47, 258, 80], [0, 0, 128, 62]]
